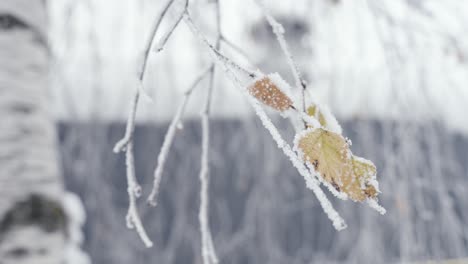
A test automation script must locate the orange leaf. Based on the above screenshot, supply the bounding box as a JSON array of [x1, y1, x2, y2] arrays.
[[248, 76, 293, 112]]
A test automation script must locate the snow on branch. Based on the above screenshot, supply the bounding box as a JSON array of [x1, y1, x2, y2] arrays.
[[113, 0, 189, 248], [125, 140, 153, 248], [113, 90, 140, 154], [114, 0, 386, 254], [183, 13, 257, 79], [147, 65, 213, 206], [227, 67, 348, 230], [113, 87, 152, 248], [153, 0, 189, 53], [254, 0, 308, 111], [139, 0, 176, 81], [199, 71, 219, 264], [198, 2, 220, 262], [183, 11, 347, 231], [219, 35, 256, 68]]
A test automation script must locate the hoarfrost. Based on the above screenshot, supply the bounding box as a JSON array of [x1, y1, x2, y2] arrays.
[[226, 69, 347, 230], [147, 95, 189, 206]]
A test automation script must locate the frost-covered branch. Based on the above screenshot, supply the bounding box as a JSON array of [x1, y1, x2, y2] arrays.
[[113, 0, 188, 248], [199, 85, 219, 264], [113, 89, 151, 248], [113, 90, 140, 153], [199, 1, 221, 263], [154, 0, 189, 52], [183, 8, 347, 231], [236, 76, 347, 230], [184, 13, 257, 79], [112, 85, 151, 246], [147, 65, 213, 206], [226, 68, 347, 231], [220, 35, 257, 68], [124, 140, 153, 248], [254, 0, 307, 112], [252, 1, 385, 214], [114, 0, 182, 153], [139, 0, 176, 81]]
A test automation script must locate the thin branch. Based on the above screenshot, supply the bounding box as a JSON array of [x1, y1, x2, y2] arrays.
[[184, 9, 347, 231], [125, 140, 153, 248], [183, 13, 257, 79], [114, 0, 188, 247], [224, 61, 347, 231], [116, 0, 188, 153], [199, 1, 221, 263], [220, 34, 257, 68], [154, 0, 189, 52], [113, 89, 140, 153], [147, 65, 213, 206], [139, 0, 176, 81], [114, 88, 152, 247], [114, 0, 179, 152], [254, 0, 308, 112], [200, 106, 218, 264]]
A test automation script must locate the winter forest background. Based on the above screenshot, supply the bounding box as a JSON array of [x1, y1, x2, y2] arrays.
[[1, 0, 468, 263]]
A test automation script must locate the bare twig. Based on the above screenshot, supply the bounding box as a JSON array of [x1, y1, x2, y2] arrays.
[[220, 34, 257, 68], [125, 140, 153, 248], [114, 0, 189, 248], [184, 13, 257, 79], [147, 65, 213, 206], [184, 6, 346, 231], [199, 1, 221, 263], [113, 89, 140, 153], [115, 0, 180, 153], [254, 0, 308, 113], [139, 0, 176, 81], [154, 0, 189, 52]]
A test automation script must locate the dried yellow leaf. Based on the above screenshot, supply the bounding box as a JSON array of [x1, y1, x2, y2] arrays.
[[296, 128, 351, 193], [248, 76, 293, 112], [296, 128, 380, 202]]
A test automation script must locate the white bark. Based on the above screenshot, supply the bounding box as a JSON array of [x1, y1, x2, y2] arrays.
[[0, 0, 68, 263]]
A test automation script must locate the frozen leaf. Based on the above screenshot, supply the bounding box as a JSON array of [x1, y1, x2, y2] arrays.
[[248, 75, 293, 112], [295, 128, 381, 202], [296, 128, 351, 194], [351, 156, 379, 199]]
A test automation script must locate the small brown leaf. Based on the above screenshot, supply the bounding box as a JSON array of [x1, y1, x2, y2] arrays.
[[248, 76, 293, 112]]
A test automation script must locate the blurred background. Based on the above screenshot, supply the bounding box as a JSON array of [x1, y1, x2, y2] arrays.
[[1, 0, 468, 263]]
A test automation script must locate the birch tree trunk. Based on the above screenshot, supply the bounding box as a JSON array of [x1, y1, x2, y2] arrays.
[[0, 0, 68, 263]]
